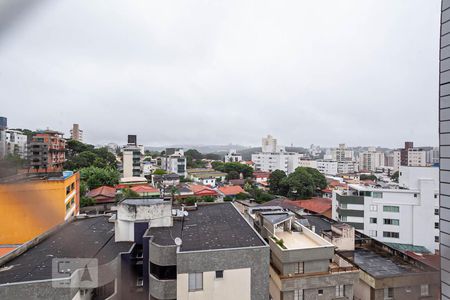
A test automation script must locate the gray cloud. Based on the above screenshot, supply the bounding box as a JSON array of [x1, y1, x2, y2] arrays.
[[0, 0, 441, 148]]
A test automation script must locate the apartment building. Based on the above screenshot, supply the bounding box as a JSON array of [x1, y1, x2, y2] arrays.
[[332, 166, 439, 252], [359, 148, 385, 172], [161, 148, 187, 177], [69, 123, 83, 142], [0, 116, 6, 159], [0, 171, 79, 244], [4, 129, 27, 159], [28, 130, 66, 173], [331, 144, 354, 162], [250, 208, 359, 299], [392, 142, 427, 171], [224, 149, 242, 162], [303, 215, 440, 300], [252, 135, 304, 174], [440, 1, 450, 297], [317, 160, 338, 176], [122, 135, 144, 178]]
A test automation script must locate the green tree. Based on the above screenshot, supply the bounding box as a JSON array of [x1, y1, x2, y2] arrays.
[[204, 153, 221, 160], [153, 169, 167, 175], [360, 174, 377, 181], [211, 161, 225, 172], [227, 170, 240, 180], [390, 171, 399, 183], [268, 170, 287, 195], [80, 166, 120, 190], [302, 167, 327, 190]]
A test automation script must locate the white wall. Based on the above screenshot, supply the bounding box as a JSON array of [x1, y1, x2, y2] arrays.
[[177, 268, 251, 300]]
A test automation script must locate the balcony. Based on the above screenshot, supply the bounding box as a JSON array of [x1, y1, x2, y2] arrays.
[[149, 274, 176, 300]]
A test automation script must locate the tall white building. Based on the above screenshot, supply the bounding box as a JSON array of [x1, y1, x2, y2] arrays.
[[332, 144, 354, 162], [332, 166, 439, 252], [5, 130, 28, 159], [161, 149, 187, 177], [261, 134, 278, 153], [122, 135, 144, 178], [316, 160, 338, 176], [359, 148, 385, 172], [224, 149, 242, 163], [70, 123, 83, 142], [252, 135, 303, 174]]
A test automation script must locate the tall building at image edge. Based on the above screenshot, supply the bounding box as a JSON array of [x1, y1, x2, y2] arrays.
[[441, 1, 450, 298]]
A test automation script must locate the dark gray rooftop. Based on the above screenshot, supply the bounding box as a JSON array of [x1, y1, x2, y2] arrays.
[[148, 203, 266, 252], [0, 217, 133, 284], [344, 248, 424, 278], [261, 213, 291, 225]]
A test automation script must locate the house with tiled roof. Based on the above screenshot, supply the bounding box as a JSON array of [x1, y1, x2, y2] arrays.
[[293, 197, 332, 218], [218, 185, 246, 197], [86, 186, 117, 203], [188, 184, 218, 197], [130, 185, 160, 197]]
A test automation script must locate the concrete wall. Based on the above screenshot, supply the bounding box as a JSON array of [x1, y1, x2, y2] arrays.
[[176, 246, 269, 300], [0, 173, 79, 244], [177, 268, 251, 300]]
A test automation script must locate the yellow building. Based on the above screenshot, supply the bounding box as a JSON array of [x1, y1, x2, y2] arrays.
[[0, 171, 80, 244]]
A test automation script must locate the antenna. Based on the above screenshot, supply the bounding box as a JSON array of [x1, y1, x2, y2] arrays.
[[174, 237, 182, 246]]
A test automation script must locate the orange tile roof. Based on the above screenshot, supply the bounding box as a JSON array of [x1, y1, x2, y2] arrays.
[[87, 186, 116, 198], [253, 171, 270, 178], [131, 185, 159, 193], [218, 185, 246, 196], [293, 197, 332, 214], [188, 184, 217, 196]]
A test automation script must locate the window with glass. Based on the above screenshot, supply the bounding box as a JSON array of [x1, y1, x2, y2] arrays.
[[215, 270, 223, 279], [294, 289, 303, 300], [435, 208, 439, 215], [383, 206, 399, 213], [294, 262, 304, 274], [384, 287, 393, 299], [383, 231, 399, 238], [370, 217, 377, 224], [336, 285, 345, 297], [384, 219, 399, 225], [373, 192, 383, 198], [420, 284, 429, 296], [369, 204, 378, 212], [188, 273, 203, 292]]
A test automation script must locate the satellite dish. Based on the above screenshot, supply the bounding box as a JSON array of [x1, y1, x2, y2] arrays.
[[174, 237, 182, 246]]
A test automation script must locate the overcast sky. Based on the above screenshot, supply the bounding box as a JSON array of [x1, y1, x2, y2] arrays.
[[0, 0, 441, 148]]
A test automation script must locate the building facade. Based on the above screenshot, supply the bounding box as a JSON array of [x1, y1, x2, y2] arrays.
[[70, 123, 83, 142], [5, 129, 27, 159], [262, 134, 278, 152], [28, 130, 66, 173], [161, 148, 187, 177], [359, 148, 385, 172], [440, 1, 450, 297], [0, 171, 80, 244], [224, 149, 243, 162], [332, 166, 439, 253]]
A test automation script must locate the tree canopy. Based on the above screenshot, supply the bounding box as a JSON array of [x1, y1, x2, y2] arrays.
[[390, 171, 399, 183], [79, 166, 120, 190], [269, 167, 327, 199], [211, 161, 253, 178], [64, 140, 117, 171], [360, 174, 377, 182]]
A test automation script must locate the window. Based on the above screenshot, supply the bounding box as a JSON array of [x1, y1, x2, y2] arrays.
[[384, 219, 399, 226], [215, 270, 223, 279], [420, 284, 429, 296], [435, 222, 439, 229], [340, 216, 347, 222], [66, 202, 71, 212], [340, 203, 348, 209], [383, 206, 399, 213], [370, 218, 377, 224], [383, 231, 399, 238], [294, 262, 304, 274], [369, 204, 378, 212], [70, 197, 74, 206], [373, 192, 383, 198], [369, 230, 377, 237], [294, 289, 303, 300], [435, 236, 440, 242], [414, 193, 418, 198], [384, 287, 393, 299], [71, 183, 75, 190], [318, 289, 324, 296], [336, 285, 345, 297], [188, 273, 203, 292], [435, 194, 438, 199], [66, 186, 71, 195], [435, 208, 440, 215], [136, 277, 144, 287]]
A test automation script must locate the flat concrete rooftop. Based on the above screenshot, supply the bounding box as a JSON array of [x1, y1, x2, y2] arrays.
[[0, 217, 133, 284], [148, 202, 266, 252], [276, 231, 321, 249]]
